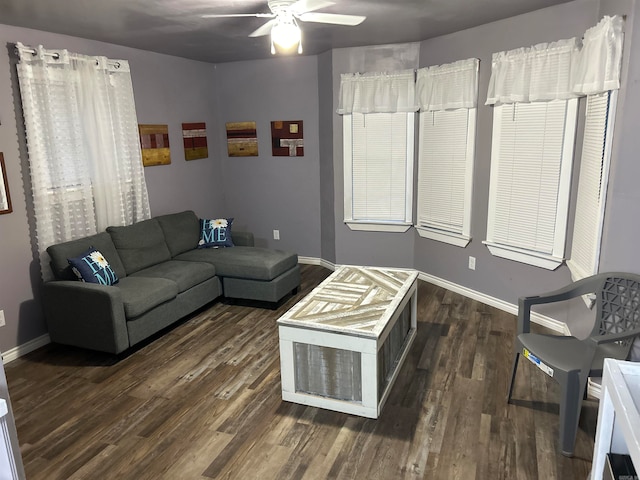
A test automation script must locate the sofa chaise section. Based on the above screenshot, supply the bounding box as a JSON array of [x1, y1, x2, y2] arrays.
[[158, 211, 301, 304]]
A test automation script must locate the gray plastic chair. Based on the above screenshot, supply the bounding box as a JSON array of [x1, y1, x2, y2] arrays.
[[507, 272, 640, 457]]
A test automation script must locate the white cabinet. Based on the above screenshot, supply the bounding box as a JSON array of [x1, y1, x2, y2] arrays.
[[591, 359, 640, 480], [0, 354, 25, 480]]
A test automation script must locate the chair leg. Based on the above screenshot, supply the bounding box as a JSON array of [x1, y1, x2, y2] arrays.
[[507, 351, 520, 403], [558, 373, 587, 457]]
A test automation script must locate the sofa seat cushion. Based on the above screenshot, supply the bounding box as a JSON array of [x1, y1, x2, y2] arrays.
[[175, 247, 297, 281], [117, 276, 179, 318], [130, 260, 216, 293], [107, 219, 172, 275]]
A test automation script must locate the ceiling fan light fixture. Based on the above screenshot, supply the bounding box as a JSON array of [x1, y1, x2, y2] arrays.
[[271, 17, 301, 52]]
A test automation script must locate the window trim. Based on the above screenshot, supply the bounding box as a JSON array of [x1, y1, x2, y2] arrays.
[[483, 98, 579, 270], [343, 112, 415, 232], [415, 108, 476, 248]]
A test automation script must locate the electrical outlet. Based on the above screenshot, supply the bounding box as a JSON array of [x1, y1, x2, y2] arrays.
[[0, 310, 5, 327], [468, 256, 476, 270], [273, 229, 280, 240]]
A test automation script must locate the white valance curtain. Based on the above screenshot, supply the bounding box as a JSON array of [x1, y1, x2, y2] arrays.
[[16, 43, 151, 280], [337, 69, 418, 114], [486, 38, 579, 104], [416, 58, 479, 111], [486, 15, 624, 105], [572, 15, 624, 95]]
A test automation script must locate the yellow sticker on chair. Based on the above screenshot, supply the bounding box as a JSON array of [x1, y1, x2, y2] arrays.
[[523, 348, 554, 378]]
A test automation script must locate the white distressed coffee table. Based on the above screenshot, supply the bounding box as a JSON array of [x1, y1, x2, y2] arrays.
[[277, 265, 418, 418]]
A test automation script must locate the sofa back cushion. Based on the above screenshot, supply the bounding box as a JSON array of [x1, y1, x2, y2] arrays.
[[107, 219, 171, 275], [156, 210, 200, 257], [47, 232, 126, 281]]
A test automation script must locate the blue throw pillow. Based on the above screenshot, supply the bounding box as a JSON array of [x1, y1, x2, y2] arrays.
[[68, 247, 119, 285], [198, 218, 234, 248]]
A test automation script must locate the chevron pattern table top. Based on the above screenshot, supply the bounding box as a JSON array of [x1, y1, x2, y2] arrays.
[[277, 266, 418, 338]]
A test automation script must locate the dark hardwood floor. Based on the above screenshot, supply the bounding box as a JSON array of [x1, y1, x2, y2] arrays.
[[5, 265, 597, 479]]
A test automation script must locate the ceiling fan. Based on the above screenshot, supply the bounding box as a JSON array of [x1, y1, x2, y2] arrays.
[[202, 0, 366, 54]]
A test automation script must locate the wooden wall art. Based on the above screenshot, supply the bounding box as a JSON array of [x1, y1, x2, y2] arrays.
[[139, 124, 171, 166], [271, 120, 304, 157], [226, 122, 258, 157], [0, 153, 12, 214], [182, 122, 208, 161]]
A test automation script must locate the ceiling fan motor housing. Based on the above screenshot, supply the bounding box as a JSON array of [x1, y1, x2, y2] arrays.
[[268, 0, 298, 14]]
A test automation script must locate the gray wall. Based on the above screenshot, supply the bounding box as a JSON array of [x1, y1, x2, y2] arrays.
[[327, 0, 639, 335], [0, 24, 222, 354], [598, 0, 640, 273], [1, 0, 638, 354], [318, 50, 336, 264], [214, 56, 322, 256], [331, 43, 421, 269], [413, 0, 640, 338], [415, 0, 600, 326]]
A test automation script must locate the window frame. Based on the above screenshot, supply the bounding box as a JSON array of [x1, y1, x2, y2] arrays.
[[416, 107, 476, 247], [483, 98, 579, 270], [567, 90, 617, 281], [343, 112, 415, 232]]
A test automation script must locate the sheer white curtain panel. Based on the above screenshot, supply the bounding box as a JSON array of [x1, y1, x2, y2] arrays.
[[416, 58, 479, 111], [16, 43, 151, 280], [337, 70, 418, 114]]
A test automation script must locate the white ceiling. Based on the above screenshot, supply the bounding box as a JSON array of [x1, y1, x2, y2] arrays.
[[0, 0, 576, 63]]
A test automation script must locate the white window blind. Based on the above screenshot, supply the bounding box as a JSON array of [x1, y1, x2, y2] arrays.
[[343, 112, 414, 231], [416, 108, 475, 246], [484, 99, 578, 269], [567, 91, 616, 281]]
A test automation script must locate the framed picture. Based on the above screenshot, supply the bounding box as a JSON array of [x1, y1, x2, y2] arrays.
[[182, 122, 208, 161], [0, 153, 12, 215], [139, 124, 171, 166], [271, 120, 304, 156], [226, 121, 258, 157]]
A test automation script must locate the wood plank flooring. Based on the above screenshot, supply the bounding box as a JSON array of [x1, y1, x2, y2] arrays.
[[5, 265, 597, 479]]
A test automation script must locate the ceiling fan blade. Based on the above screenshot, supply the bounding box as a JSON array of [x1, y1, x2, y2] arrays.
[[298, 12, 366, 26], [249, 18, 278, 37], [201, 13, 274, 19], [290, 0, 335, 14]]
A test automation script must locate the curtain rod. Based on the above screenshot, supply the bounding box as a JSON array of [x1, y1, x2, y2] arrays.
[[16, 46, 122, 68]]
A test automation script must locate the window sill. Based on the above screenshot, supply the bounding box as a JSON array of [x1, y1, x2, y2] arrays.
[[345, 221, 412, 233], [416, 227, 470, 247], [483, 241, 563, 270]]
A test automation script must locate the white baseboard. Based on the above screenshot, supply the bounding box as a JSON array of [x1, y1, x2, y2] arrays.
[[297, 256, 336, 271], [416, 271, 569, 335], [587, 377, 602, 400], [299, 256, 568, 335], [2, 334, 50, 364], [5, 258, 569, 363]]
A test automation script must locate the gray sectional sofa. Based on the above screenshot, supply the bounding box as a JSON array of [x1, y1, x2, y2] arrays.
[[42, 210, 300, 354]]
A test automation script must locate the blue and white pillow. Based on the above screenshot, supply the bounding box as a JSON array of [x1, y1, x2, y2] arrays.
[[68, 247, 119, 285], [198, 218, 234, 248]]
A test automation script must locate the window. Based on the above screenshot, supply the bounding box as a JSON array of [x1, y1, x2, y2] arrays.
[[416, 108, 476, 246], [567, 91, 617, 280], [338, 69, 417, 232], [343, 112, 415, 232], [484, 99, 578, 269], [16, 43, 151, 280], [414, 57, 479, 247]]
